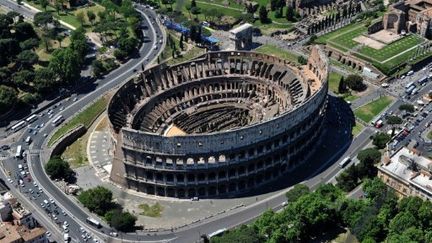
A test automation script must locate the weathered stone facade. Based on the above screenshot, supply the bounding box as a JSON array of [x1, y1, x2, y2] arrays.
[[108, 47, 329, 198]]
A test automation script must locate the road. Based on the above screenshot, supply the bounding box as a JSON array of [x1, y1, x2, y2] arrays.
[[0, 1, 167, 242], [0, 3, 387, 243]]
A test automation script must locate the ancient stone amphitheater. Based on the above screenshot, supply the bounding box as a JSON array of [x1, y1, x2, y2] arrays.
[[108, 46, 329, 198]]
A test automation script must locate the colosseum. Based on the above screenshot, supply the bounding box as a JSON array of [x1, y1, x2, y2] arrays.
[[107, 46, 329, 198]]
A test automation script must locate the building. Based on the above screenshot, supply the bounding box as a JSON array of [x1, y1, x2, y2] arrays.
[[108, 46, 329, 198], [384, 0, 432, 38], [0, 223, 47, 243], [378, 147, 432, 200]]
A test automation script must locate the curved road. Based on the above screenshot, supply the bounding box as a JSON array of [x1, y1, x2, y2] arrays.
[[1, 3, 376, 243]]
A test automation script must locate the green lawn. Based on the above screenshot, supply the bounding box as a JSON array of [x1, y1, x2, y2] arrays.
[[354, 96, 394, 123], [48, 96, 109, 147], [315, 22, 365, 44], [329, 25, 367, 52], [328, 72, 343, 93], [357, 34, 423, 62], [255, 44, 299, 63], [138, 203, 164, 217], [352, 122, 364, 136]]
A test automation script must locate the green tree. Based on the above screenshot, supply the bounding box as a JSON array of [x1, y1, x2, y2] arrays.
[[40, 0, 49, 10], [191, 0, 197, 8], [44, 156, 74, 181], [338, 76, 347, 93], [297, 56, 307, 65], [372, 133, 391, 149], [179, 34, 184, 50], [336, 165, 359, 191], [114, 49, 127, 60], [69, 27, 88, 61], [14, 22, 37, 41], [0, 85, 17, 113], [49, 48, 80, 84], [76, 11, 85, 26], [211, 225, 261, 243], [259, 5, 268, 24], [91, 59, 106, 77], [12, 69, 34, 88], [345, 74, 367, 91], [286, 6, 295, 21], [398, 103, 415, 113], [118, 36, 138, 55], [386, 115, 403, 125], [285, 184, 310, 202], [33, 67, 55, 93], [78, 186, 113, 215], [357, 148, 381, 164], [16, 50, 38, 67], [105, 209, 137, 232], [87, 10, 96, 25], [363, 178, 388, 200]]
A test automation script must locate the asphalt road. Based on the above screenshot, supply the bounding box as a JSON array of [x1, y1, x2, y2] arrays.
[[0, 2, 168, 242], [0, 3, 384, 243]]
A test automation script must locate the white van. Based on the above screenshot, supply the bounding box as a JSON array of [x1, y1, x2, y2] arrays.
[[25, 136, 32, 145]]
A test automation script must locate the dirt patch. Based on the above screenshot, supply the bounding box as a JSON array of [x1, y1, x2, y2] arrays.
[[353, 35, 385, 50]]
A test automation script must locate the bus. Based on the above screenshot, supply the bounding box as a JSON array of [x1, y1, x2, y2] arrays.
[[11, 121, 26, 131], [406, 85, 416, 95], [338, 157, 351, 168], [86, 217, 101, 228], [411, 87, 419, 95], [25, 114, 38, 124], [405, 82, 415, 90], [208, 228, 227, 238], [52, 115, 64, 127], [418, 77, 428, 85], [15, 145, 23, 159]]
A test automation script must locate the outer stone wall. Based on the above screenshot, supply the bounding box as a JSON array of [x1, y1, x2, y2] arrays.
[[108, 47, 329, 198]]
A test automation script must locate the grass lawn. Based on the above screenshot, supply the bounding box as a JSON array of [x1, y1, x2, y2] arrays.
[[428, 130, 432, 140], [352, 122, 364, 137], [315, 22, 365, 44], [61, 127, 90, 168], [138, 203, 164, 217], [255, 44, 299, 63], [354, 96, 394, 123], [329, 25, 367, 52], [328, 72, 343, 93], [48, 95, 109, 147]]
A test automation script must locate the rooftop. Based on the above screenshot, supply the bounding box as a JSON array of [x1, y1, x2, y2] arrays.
[[380, 147, 432, 197]]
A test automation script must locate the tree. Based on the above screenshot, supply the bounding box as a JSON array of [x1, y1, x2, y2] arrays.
[[179, 34, 184, 50], [191, 7, 201, 19], [285, 184, 310, 202], [191, 0, 197, 8], [49, 48, 80, 84], [40, 0, 48, 10], [114, 49, 127, 60], [386, 115, 402, 125], [372, 133, 391, 149], [0, 85, 17, 113], [297, 56, 307, 65], [105, 209, 137, 232], [76, 11, 85, 26], [16, 50, 38, 68], [33, 12, 55, 51], [336, 165, 359, 191], [286, 6, 295, 21], [259, 5, 268, 24], [14, 22, 37, 41], [34, 67, 55, 93], [338, 76, 347, 93], [363, 178, 388, 200], [357, 148, 381, 164], [345, 74, 367, 91], [211, 225, 262, 243], [399, 103, 415, 113], [78, 186, 113, 215], [91, 59, 106, 77], [44, 156, 74, 181], [19, 38, 39, 50], [118, 36, 138, 55], [69, 27, 88, 61], [12, 69, 34, 88], [87, 10, 96, 25]]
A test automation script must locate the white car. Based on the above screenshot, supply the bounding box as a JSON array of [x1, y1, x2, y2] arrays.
[[33, 182, 38, 187], [7, 178, 13, 183], [49, 198, 55, 204], [46, 231, 51, 237]]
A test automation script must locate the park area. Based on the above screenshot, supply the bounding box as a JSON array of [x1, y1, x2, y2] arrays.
[[354, 96, 394, 123], [315, 21, 427, 75]]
